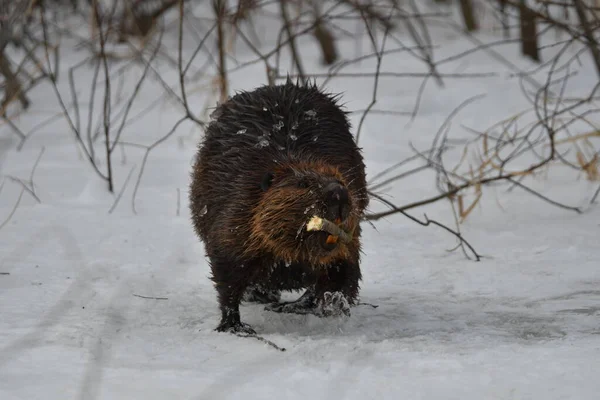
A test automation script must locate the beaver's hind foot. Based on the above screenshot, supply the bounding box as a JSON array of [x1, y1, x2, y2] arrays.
[[265, 287, 317, 315]]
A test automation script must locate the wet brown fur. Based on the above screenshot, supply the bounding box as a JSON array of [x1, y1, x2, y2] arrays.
[[189, 79, 368, 334], [246, 161, 360, 266]]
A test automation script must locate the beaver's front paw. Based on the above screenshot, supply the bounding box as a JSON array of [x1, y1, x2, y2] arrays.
[[317, 291, 351, 317]]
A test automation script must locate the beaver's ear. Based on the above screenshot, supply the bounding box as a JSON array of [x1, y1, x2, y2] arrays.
[[260, 171, 274, 191]]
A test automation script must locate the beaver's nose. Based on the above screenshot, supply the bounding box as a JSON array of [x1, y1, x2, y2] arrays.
[[324, 181, 350, 223]]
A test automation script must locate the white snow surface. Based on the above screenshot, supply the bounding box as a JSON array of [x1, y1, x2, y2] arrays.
[[1, 6, 600, 400]]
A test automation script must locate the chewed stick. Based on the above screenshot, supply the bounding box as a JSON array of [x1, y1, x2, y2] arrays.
[[306, 215, 353, 243]]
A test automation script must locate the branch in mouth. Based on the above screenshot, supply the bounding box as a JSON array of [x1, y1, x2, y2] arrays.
[[306, 215, 352, 243]]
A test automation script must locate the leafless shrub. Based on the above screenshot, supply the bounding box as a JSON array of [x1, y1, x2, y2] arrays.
[[0, 0, 598, 259], [365, 4, 600, 236], [0, 0, 37, 116]]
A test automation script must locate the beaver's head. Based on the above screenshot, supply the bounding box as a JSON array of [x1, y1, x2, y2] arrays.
[[247, 161, 360, 265]]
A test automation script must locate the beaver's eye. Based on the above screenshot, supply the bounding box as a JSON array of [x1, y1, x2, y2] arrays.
[[296, 178, 310, 189], [260, 172, 274, 191]]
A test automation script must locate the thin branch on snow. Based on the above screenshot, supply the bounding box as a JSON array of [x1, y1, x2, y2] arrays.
[[133, 293, 168, 300], [0, 188, 25, 231], [0, 147, 44, 231], [108, 164, 136, 214], [591, 184, 600, 204], [131, 116, 188, 215]]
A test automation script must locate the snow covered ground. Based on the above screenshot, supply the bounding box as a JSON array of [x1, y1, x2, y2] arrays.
[[1, 4, 599, 400]]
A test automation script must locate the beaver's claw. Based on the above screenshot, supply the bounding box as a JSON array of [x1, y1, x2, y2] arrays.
[[317, 291, 351, 317]]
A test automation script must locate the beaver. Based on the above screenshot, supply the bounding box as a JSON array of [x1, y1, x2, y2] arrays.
[[189, 79, 369, 334]]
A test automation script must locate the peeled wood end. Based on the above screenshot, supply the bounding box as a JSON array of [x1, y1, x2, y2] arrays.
[[306, 215, 325, 232]]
